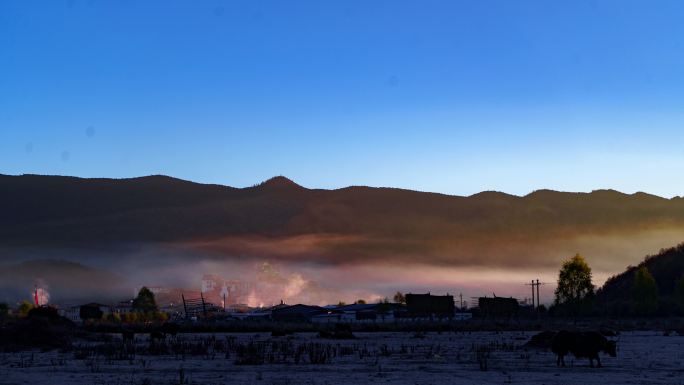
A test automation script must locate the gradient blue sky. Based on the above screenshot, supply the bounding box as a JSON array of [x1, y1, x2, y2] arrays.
[[2, 0, 684, 196]]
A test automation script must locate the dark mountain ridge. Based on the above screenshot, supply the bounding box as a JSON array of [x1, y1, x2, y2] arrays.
[[1, 173, 684, 270], [0, 175, 684, 243]]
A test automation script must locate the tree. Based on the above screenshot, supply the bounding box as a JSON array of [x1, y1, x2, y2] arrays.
[[28, 306, 61, 321], [393, 291, 406, 305], [631, 266, 658, 315], [123, 312, 138, 323], [156, 311, 169, 322], [355, 299, 366, 305], [675, 273, 684, 313], [554, 254, 595, 314], [17, 300, 34, 317], [105, 312, 122, 323], [0, 303, 8, 318], [132, 287, 158, 313]]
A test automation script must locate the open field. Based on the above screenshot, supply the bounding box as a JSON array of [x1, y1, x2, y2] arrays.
[[1, 331, 684, 385]]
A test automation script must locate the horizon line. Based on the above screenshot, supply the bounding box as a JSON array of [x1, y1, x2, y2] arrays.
[[2, 172, 682, 201]]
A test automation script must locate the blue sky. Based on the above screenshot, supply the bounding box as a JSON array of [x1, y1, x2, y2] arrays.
[[2, 0, 684, 196]]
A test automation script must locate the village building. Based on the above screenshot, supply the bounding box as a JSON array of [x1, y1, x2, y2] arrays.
[[405, 293, 455, 319], [311, 303, 406, 324], [271, 304, 326, 323], [57, 305, 82, 323]]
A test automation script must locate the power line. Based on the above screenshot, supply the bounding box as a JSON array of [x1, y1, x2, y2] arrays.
[[524, 279, 548, 309]]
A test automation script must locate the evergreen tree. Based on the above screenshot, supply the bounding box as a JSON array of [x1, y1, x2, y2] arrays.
[[631, 265, 658, 315], [132, 287, 158, 313], [675, 273, 684, 313]]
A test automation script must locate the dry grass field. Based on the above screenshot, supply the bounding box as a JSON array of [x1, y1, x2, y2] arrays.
[[2, 331, 683, 385]]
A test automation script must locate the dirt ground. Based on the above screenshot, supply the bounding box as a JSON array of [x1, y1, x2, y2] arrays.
[[1, 331, 683, 385]]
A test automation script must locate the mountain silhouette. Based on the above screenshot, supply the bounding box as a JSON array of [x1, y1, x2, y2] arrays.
[[2, 174, 684, 269]]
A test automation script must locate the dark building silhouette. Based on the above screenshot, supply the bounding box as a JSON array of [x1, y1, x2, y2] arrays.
[[478, 296, 519, 318], [271, 304, 326, 323], [405, 293, 454, 318]]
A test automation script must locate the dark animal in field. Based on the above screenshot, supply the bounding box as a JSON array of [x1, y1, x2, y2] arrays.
[[159, 322, 181, 336], [525, 330, 557, 349], [551, 330, 617, 368], [149, 331, 166, 342], [478, 297, 519, 319], [121, 330, 135, 343]]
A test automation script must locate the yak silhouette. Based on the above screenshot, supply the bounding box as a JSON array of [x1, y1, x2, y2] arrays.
[[551, 330, 617, 368]]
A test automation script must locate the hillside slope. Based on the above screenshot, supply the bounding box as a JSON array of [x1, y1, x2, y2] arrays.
[[597, 243, 684, 314]]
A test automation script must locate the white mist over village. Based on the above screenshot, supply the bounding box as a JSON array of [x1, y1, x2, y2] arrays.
[[21, 255, 561, 323]]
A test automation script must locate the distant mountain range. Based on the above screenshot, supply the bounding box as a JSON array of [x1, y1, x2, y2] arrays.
[[3, 173, 684, 304], [1, 173, 684, 270]]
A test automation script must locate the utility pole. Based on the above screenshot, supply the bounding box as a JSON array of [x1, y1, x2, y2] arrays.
[[525, 279, 546, 310], [525, 279, 544, 309], [526, 280, 536, 308]]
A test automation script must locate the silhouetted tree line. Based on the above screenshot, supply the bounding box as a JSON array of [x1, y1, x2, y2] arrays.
[[551, 244, 684, 317]]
